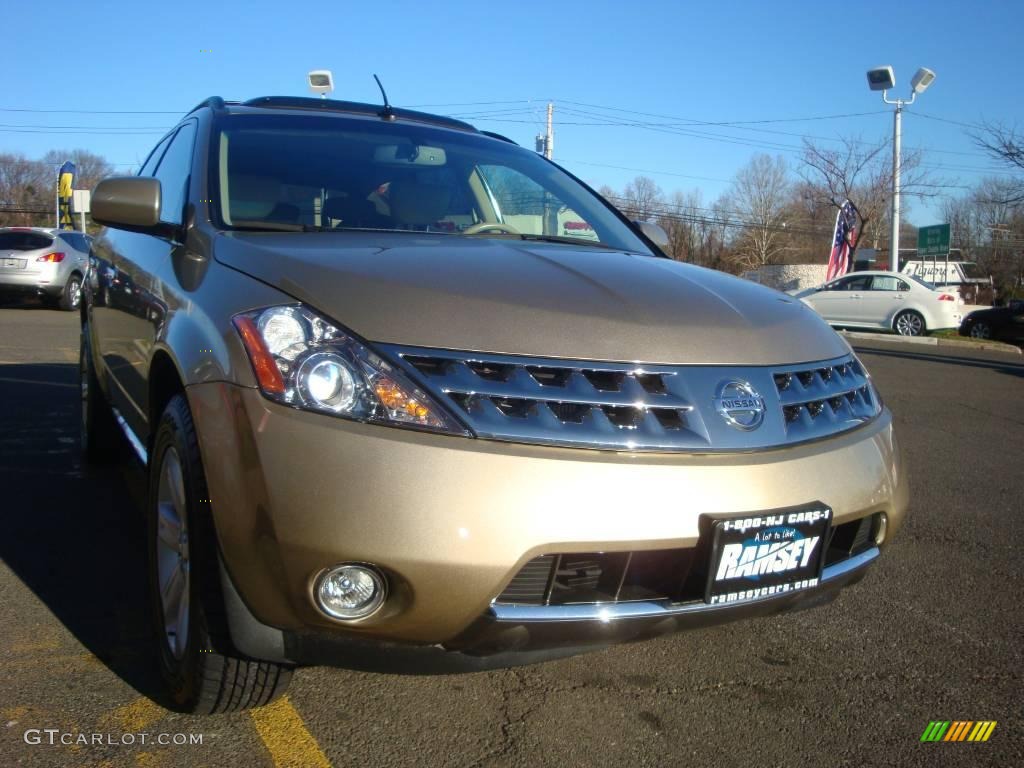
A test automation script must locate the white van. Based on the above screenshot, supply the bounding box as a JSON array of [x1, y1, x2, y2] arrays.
[[900, 260, 993, 305]]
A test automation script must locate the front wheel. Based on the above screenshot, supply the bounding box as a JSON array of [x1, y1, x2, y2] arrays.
[[894, 310, 926, 337], [149, 394, 292, 713], [969, 322, 992, 339]]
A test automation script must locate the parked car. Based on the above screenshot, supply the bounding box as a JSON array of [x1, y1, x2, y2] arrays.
[[82, 93, 909, 713], [0, 227, 90, 310], [793, 270, 961, 336], [958, 300, 1024, 344]]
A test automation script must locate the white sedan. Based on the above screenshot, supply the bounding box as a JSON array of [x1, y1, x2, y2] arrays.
[[793, 271, 962, 336]]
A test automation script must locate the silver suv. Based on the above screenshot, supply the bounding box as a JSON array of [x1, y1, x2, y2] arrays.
[[0, 227, 90, 310]]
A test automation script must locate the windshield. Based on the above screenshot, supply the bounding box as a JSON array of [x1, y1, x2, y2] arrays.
[[213, 114, 651, 253]]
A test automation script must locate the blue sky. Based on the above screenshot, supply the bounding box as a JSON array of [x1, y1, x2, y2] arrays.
[[5, 0, 1023, 225]]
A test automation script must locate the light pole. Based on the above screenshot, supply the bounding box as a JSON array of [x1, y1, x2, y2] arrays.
[[866, 65, 936, 273]]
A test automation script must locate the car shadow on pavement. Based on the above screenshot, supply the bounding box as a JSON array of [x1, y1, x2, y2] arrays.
[[0, 362, 167, 703], [0, 297, 52, 310], [854, 345, 1024, 379]]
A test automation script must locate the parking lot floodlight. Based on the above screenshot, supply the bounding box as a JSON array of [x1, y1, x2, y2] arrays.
[[910, 67, 936, 95], [866, 66, 896, 92], [308, 70, 334, 99]]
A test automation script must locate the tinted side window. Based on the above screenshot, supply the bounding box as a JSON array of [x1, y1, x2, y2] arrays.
[[58, 233, 87, 251], [844, 276, 872, 291], [829, 275, 870, 291], [153, 123, 197, 225], [139, 134, 173, 177]]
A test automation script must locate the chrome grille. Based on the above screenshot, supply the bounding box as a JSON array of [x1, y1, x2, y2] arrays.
[[380, 344, 881, 452], [773, 359, 877, 441], [399, 352, 702, 450]]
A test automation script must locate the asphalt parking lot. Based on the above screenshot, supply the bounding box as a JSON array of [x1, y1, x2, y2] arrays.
[[1, 303, 1021, 768]]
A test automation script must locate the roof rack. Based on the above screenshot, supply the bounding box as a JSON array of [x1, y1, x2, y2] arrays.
[[237, 96, 478, 132], [481, 130, 518, 145], [185, 96, 227, 117]]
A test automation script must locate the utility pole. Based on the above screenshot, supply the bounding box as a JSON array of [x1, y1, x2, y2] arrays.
[[544, 102, 554, 160]]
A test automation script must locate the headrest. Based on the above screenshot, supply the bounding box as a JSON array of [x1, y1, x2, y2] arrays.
[[388, 181, 450, 226]]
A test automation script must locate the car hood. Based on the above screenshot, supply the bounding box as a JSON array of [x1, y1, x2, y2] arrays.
[[214, 232, 849, 365]]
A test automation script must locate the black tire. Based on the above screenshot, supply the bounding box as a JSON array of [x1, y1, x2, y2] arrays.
[[80, 325, 120, 463], [148, 394, 292, 713], [894, 310, 926, 337], [59, 272, 83, 311], [969, 322, 992, 339]]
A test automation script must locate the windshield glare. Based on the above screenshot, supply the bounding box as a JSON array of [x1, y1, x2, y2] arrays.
[[213, 114, 651, 253]]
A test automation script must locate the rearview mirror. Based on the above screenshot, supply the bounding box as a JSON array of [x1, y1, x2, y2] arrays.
[[373, 145, 446, 166], [634, 220, 669, 248], [92, 177, 168, 234]]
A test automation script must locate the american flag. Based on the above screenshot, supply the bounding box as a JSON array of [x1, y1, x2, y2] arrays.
[[826, 200, 860, 282]]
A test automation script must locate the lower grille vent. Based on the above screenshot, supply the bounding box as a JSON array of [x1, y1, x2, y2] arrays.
[[496, 549, 698, 606]]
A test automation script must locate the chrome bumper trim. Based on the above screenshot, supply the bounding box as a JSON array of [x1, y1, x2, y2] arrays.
[[489, 547, 880, 623]]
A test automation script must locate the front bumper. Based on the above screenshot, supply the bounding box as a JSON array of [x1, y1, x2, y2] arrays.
[[188, 381, 908, 659]]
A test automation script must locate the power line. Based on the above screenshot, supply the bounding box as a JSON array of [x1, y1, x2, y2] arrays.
[[0, 128, 164, 135], [557, 158, 732, 184], [0, 122, 171, 130], [556, 100, 890, 127], [0, 107, 184, 115]]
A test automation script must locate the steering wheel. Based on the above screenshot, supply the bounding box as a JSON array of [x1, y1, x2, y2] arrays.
[[462, 222, 521, 235]]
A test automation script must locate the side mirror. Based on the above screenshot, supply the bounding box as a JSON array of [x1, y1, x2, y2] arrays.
[[634, 220, 669, 249], [92, 177, 171, 236]]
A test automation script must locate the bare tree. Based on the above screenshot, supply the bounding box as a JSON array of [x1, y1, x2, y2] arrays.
[[728, 154, 791, 271], [652, 189, 704, 262], [1, 149, 115, 227], [42, 149, 114, 193], [618, 176, 664, 221], [941, 176, 1024, 297], [970, 122, 1024, 204], [800, 136, 928, 251], [0, 153, 51, 226]]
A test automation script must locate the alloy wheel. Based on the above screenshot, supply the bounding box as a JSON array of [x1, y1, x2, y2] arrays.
[[895, 313, 924, 336], [156, 448, 191, 660], [969, 323, 991, 339]]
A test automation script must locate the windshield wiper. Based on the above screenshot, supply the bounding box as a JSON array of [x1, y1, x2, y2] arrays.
[[228, 220, 313, 232], [461, 231, 618, 250]]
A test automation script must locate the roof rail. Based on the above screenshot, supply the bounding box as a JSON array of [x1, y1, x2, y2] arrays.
[[480, 130, 518, 145], [185, 96, 226, 117], [238, 96, 478, 132]]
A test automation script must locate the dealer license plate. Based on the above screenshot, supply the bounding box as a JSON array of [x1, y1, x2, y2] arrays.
[[705, 504, 831, 605]]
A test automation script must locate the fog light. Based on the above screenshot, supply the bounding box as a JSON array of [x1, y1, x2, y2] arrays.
[[875, 513, 888, 546], [315, 564, 386, 620]]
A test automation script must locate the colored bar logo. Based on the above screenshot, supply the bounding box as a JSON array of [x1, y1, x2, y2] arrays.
[[920, 721, 997, 742]]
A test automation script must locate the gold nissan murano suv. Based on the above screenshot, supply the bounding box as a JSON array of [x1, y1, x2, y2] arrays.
[[81, 94, 909, 713]]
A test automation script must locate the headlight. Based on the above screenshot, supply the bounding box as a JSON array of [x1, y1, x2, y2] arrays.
[[233, 305, 469, 435]]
